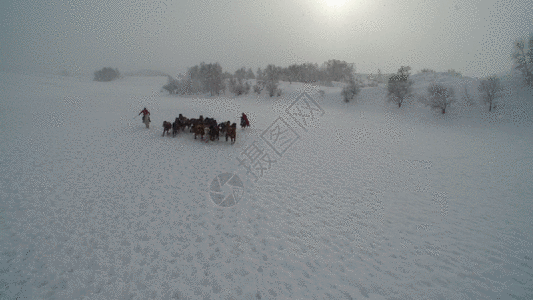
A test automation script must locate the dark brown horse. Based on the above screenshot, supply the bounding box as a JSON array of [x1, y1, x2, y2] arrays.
[[172, 118, 181, 137], [208, 124, 219, 141]]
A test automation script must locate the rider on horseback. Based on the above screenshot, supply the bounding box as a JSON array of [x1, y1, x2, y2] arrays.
[[139, 107, 150, 123]]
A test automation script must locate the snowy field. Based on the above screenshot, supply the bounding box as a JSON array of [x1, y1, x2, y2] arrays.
[[1, 71, 532, 299]]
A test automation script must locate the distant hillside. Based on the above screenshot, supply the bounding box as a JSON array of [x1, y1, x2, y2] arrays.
[[124, 69, 171, 77]]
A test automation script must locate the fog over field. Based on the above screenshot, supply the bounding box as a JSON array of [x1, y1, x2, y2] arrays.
[[1, 0, 533, 299], [1, 0, 532, 77]]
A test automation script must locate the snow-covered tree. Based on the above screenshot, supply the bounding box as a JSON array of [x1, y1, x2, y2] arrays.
[[377, 69, 383, 83], [423, 83, 455, 114], [511, 35, 533, 87], [234, 67, 246, 81], [323, 59, 354, 82], [478, 76, 504, 112], [256, 67, 263, 81], [420, 68, 436, 74], [386, 66, 414, 108], [253, 83, 263, 94], [447, 69, 462, 78], [264, 64, 280, 97], [187, 65, 204, 94], [200, 62, 224, 96], [246, 68, 255, 79]]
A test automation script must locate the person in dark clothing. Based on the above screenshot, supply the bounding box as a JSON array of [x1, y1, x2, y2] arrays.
[[240, 113, 250, 129]]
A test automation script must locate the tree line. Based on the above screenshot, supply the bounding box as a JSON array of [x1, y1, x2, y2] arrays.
[[161, 59, 357, 97]]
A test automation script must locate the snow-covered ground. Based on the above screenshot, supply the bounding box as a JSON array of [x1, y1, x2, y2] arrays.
[[1, 71, 532, 299]]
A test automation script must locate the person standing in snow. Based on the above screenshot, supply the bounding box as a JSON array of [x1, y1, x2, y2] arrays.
[[139, 107, 150, 123], [240, 113, 250, 129]]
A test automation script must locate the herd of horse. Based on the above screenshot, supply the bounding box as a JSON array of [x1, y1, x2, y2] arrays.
[[158, 114, 242, 144]]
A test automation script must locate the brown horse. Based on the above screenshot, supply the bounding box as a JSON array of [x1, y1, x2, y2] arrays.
[[178, 115, 189, 132], [193, 124, 205, 140], [189, 118, 201, 132], [162, 121, 172, 137], [225, 123, 236, 144], [219, 121, 230, 136]]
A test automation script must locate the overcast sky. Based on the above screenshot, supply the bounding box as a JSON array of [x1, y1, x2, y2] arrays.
[[1, 0, 532, 78]]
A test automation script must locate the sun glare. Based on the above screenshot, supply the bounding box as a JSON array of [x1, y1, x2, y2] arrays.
[[324, 0, 347, 8]]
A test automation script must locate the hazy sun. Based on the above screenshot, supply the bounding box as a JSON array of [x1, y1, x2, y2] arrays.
[[324, 0, 347, 8]]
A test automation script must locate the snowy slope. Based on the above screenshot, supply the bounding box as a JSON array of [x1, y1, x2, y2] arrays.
[[0, 72, 532, 299]]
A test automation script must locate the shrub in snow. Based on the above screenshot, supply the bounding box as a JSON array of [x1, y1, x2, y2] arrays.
[[341, 80, 361, 103], [422, 83, 456, 114], [266, 81, 279, 97], [94, 67, 120, 82], [386, 66, 414, 108], [228, 78, 251, 96], [478, 76, 504, 112], [276, 88, 282, 97]]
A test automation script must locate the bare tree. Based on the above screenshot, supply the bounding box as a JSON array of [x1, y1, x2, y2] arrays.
[[478, 76, 503, 112], [386, 66, 414, 108], [423, 83, 455, 114]]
